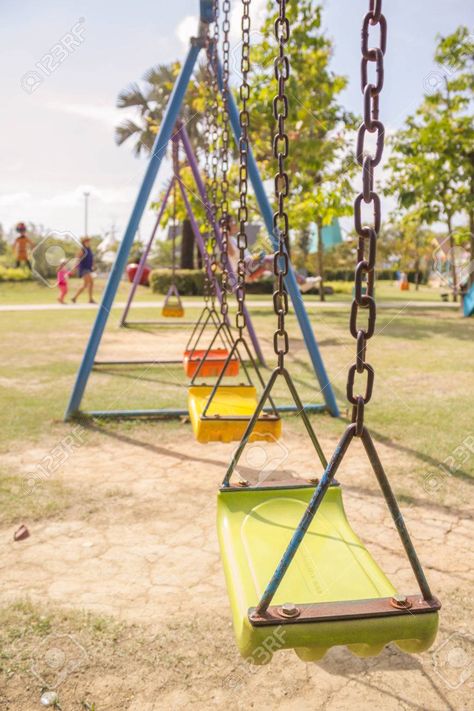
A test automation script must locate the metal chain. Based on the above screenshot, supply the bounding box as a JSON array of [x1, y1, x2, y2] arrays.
[[202, 111, 211, 304], [272, 0, 290, 370], [348, 0, 387, 435], [171, 138, 179, 281], [219, 0, 231, 319], [235, 0, 251, 339]]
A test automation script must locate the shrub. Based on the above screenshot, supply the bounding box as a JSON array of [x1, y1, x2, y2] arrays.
[[0, 266, 33, 282], [149, 269, 205, 295]]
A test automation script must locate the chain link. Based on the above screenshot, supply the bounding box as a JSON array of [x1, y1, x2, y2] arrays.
[[202, 112, 211, 304], [348, 0, 387, 435], [171, 138, 179, 280], [219, 0, 231, 319], [272, 0, 290, 370], [205, 4, 221, 302], [236, 0, 251, 339]]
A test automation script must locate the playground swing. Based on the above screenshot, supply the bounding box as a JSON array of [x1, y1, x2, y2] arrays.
[[217, 0, 440, 663], [182, 301, 239, 378], [182, 35, 242, 381], [180, 171, 239, 378], [162, 142, 185, 319], [188, 10, 280, 444]]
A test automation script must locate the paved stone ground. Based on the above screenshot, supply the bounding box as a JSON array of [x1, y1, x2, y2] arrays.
[[2, 426, 473, 710]]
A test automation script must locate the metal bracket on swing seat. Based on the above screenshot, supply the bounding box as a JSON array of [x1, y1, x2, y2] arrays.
[[248, 595, 442, 627]]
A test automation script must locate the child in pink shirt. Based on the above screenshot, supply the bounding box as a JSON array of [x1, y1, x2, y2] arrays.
[[57, 260, 69, 304]]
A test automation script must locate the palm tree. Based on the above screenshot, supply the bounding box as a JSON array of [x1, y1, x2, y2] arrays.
[[115, 62, 206, 156], [115, 62, 210, 268]]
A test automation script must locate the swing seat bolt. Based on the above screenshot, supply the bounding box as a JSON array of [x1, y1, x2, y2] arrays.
[[279, 602, 300, 619], [390, 594, 412, 610]]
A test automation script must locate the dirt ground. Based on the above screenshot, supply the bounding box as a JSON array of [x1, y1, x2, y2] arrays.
[[2, 418, 473, 710]]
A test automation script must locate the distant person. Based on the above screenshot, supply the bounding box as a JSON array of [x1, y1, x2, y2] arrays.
[[227, 216, 270, 281], [56, 259, 69, 304], [13, 222, 33, 269], [71, 237, 96, 303]]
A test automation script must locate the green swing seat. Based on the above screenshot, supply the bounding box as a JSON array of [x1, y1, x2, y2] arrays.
[[217, 483, 440, 663]]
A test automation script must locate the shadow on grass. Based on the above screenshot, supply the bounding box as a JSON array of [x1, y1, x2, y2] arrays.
[[81, 419, 230, 470], [91, 367, 188, 387], [368, 426, 473, 486], [375, 311, 474, 342]]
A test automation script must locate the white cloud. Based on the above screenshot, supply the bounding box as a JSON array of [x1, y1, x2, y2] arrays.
[[229, 0, 267, 45], [176, 16, 198, 49], [176, 3, 268, 53], [46, 101, 126, 128], [0, 191, 31, 207], [38, 185, 133, 209]]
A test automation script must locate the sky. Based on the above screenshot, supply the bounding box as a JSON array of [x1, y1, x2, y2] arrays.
[[1, 0, 472, 243]]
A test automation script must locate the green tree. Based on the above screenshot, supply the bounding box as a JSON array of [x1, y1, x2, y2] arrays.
[[249, 0, 358, 299], [386, 27, 474, 298], [381, 214, 435, 288]]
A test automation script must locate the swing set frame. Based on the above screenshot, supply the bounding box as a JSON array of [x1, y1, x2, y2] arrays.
[[64, 1, 338, 421]]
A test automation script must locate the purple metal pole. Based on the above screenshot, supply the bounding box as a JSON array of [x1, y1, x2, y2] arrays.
[[120, 178, 175, 326], [178, 124, 265, 365], [176, 177, 226, 308]]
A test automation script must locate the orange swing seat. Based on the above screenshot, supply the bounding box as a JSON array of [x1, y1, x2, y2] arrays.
[[183, 348, 240, 378]]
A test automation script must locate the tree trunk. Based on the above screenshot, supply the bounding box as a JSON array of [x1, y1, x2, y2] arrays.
[[414, 256, 420, 291], [196, 246, 203, 270], [180, 219, 194, 269], [316, 218, 325, 302], [447, 214, 457, 302]]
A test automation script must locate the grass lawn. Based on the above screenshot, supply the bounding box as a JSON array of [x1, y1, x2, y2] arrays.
[[0, 277, 456, 305], [1, 281, 472, 480]]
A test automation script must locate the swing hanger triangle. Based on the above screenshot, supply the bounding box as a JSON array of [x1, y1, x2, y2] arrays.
[[189, 321, 248, 387], [221, 364, 327, 488], [184, 305, 239, 379], [245, 423, 441, 629], [217, 421, 440, 663], [187, 334, 282, 444]]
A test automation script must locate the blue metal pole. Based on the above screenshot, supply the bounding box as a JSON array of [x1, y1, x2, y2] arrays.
[[85, 403, 326, 420], [64, 42, 201, 420], [223, 77, 339, 417]]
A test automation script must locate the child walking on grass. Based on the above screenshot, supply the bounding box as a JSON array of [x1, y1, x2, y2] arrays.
[[57, 260, 69, 304]]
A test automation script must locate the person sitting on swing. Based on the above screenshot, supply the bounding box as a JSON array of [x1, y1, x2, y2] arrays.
[[227, 216, 271, 282]]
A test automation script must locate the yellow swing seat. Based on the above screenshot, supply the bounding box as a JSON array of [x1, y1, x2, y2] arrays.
[[188, 385, 281, 444], [162, 303, 185, 318], [217, 483, 439, 663]]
